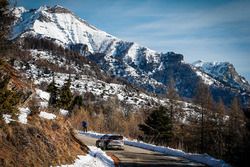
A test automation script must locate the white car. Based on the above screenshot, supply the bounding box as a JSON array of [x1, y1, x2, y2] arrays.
[[96, 134, 124, 150]]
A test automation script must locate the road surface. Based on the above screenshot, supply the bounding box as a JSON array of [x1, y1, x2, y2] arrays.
[[75, 133, 206, 167]]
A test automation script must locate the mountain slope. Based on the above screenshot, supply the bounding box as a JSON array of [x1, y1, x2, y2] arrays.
[[11, 5, 250, 105]]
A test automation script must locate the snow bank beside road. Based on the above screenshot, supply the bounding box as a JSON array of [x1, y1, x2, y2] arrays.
[[58, 146, 114, 167], [79, 131, 230, 167], [125, 140, 230, 167], [88, 146, 114, 167]]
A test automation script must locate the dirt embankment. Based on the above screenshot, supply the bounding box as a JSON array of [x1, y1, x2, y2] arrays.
[[0, 59, 89, 167], [0, 116, 89, 167]]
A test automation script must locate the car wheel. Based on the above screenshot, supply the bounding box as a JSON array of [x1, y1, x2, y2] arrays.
[[103, 143, 107, 150]]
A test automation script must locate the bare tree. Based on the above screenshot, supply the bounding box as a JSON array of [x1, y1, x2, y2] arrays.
[[195, 81, 213, 153], [166, 78, 180, 121], [225, 97, 246, 163]]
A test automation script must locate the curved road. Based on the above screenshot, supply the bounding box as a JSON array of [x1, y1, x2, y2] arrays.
[[75, 133, 206, 167]]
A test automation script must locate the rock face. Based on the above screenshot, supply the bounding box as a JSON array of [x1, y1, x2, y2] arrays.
[[46, 5, 72, 14], [11, 5, 250, 105]]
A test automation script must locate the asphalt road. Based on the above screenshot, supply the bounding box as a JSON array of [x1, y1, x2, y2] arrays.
[[75, 133, 206, 167]]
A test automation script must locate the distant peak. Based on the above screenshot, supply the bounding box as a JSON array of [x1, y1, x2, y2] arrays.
[[37, 5, 49, 12], [46, 5, 72, 14], [53, 5, 64, 8], [192, 60, 230, 67], [33, 5, 72, 14]]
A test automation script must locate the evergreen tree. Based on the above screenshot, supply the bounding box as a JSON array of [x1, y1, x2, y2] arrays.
[[0, 72, 22, 115], [0, 0, 14, 52], [47, 74, 58, 106], [59, 75, 72, 109], [71, 95, 83, 110], [138, 106, 173, 146]]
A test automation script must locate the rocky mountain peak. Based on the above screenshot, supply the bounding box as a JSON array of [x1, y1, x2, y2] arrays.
[[161, 52, 183, 64], [193, 60, 250, 92], [11, 5, 250, 105], [46, 5, 72, 14]]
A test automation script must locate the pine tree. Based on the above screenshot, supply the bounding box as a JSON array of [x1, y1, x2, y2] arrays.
[[0, 72, 21, 115], [0, 0, 14, 52], [71, 95, 83, 110], [59, 75, 72, 109], [47, 74, 58, 106], [138, 106, 173, 146]]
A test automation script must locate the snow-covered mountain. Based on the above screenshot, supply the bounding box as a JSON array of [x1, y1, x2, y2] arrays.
[[11, 5, 250, 105], [193, 60, 250, 91], [12, 5, 117, 53]]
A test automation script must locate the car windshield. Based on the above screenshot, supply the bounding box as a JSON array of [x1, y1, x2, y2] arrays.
[[109, 135, 123, 140]]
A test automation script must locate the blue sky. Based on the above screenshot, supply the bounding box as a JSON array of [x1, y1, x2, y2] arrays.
[[16, 0, 250, 81]]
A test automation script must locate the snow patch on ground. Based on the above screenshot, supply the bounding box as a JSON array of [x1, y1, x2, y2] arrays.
[[36, 88, 50, 101], [40, 101, 49, 108], [88, 146, 114, 167], [18, 107, 31, 124], [2, 107, 31, 124], [79, 131, 230, 167], [195, 70, 214, 85], [2, 114, 13, 124], [59, 109, 69, 116], [57, 146, 114, 167], [39, 111, 56, 120]]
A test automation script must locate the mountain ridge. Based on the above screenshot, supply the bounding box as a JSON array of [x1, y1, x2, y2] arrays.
[[11, 5, 250, 105], [193, 60, 250, 91]]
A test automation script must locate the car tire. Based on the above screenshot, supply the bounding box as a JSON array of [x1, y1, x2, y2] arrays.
[[103, 143, 107, 150], [96, 142, 99, 148]]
